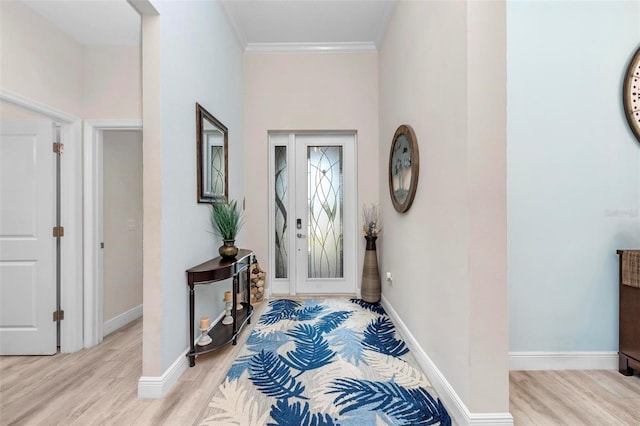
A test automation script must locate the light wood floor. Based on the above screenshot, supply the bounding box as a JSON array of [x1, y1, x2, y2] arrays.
[[2, 306, 640, 425], [0, 301, 268, 426], [510, 369, 640, 425]]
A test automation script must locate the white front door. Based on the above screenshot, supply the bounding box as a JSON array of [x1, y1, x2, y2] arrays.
[[269, 132, 356, 295], [0, 120, 57, 355]]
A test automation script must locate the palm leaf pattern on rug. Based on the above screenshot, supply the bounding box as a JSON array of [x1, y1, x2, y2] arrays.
[[259, 299, 302, 325], [294, 304, 325, 321], [329, 378, 450, 426], [249, 349, 307, 400], [364, 350, 432, 389], [203, 299, 450, 426], [203, 378, 271, 425], [268, 399, 338, 426], [228, 330, 290, 379], [363, 316, 409, 357], [350, 297, 386, 315], [327, 327, 364, 365], [314, 311, 352, 334], [259, 300, 324, 325], [310, 355, 365, 416], [246, 329, 290, 353], [281, 324, 336, 376]]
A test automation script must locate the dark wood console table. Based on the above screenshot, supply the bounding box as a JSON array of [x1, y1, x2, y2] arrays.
[[186, 249, 254, 367]]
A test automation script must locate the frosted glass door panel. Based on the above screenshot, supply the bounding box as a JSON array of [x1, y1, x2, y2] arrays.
[[295, 134, 355, 295], [306, 146, 343, 279], [274, 146, 288, 279]]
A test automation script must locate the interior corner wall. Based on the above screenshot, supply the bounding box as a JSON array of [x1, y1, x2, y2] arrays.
[[141, 11, 162, 377], [0, 0, 83, 116], [466, 0, 508, 412], [243, 52, 379, 291], [379, 0, 508, 414], [149, 0, 244, 373], [508, 1, 640, 354], [0, 2, 142, 121]]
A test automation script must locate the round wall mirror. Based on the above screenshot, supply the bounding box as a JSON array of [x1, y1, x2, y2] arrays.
[[388, 124, 419, 213]]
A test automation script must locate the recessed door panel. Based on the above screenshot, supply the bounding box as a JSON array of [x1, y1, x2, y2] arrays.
[[0, 120, 57, 355]]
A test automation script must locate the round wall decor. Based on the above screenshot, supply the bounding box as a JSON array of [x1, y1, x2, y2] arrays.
[[623, 45, 640, 143], [388, 125, 419, 213]]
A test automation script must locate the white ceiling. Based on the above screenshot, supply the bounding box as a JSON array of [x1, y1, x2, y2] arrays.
[[19, 0, 395, 50], [221, 0, 396, 49]]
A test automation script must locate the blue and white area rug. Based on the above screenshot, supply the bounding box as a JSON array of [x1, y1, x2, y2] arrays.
[[201, 298, 451, 426]]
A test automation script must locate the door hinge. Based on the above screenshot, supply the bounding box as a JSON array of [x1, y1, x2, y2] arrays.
[[53, 143, 64, 154], [53, 309, 64, 322], [53, 226, 64, 237]]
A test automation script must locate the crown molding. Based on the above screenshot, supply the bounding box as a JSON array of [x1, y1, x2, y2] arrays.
[[245, 42, 377, 54]]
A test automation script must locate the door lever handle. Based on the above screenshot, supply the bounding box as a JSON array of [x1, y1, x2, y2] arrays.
[[296, 233, 307, 238]]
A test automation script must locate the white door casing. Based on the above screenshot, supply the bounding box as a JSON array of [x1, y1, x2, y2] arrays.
[[269, 132, 357, 295], [83, 119, 143, 348], [1, 90, 84, 354], [0, 120, 57, 355]]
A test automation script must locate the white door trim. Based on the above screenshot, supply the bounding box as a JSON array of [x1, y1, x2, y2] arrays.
[[0, 89, 84, 353], [83, 119, 143, 348]]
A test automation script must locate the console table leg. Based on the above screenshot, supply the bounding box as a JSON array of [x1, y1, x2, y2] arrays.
[[246, 264, 251, 324], [189, 284, 196, 367], [619, 353, 633, 376]]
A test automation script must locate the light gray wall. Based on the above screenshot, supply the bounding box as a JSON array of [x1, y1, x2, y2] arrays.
[[103, 130, 143, 323], [508, 0, 640, 352], [148, 0, 244, 372]]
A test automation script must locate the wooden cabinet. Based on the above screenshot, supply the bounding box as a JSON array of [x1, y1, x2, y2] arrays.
[[617, 250, 640, 376], [186, 249, 254, 367]]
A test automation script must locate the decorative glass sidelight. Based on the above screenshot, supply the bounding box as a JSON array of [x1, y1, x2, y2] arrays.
[[307, 146, 344, 279], [274, 146, 288, 278]]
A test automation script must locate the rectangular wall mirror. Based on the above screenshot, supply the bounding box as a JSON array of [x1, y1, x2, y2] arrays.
[[196, 103, 228, 203]]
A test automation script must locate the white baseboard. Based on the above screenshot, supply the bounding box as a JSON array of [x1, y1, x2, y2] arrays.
[[104, 304, 143, 336], [380, 295, 514, 426], [138, 348, 190, 399], [136, 310, 225, 399], [509, 351, 618, 371]]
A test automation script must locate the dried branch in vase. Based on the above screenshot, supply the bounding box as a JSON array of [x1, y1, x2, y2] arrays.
[[362, 203, 382, 237]]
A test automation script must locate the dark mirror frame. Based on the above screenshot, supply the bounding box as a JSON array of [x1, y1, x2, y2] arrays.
[[196, 103, 228, 203], [388, 124, 419, 213]]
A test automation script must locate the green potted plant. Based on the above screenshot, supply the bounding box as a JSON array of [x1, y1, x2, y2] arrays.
[[210, 199, 244, 259]]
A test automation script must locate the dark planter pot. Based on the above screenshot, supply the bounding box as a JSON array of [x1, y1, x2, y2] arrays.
[[219, 239, 238, 259]]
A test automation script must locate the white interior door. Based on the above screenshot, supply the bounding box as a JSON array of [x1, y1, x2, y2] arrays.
[[0, 120, 57, 355], [269, 132, 356, 295]]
